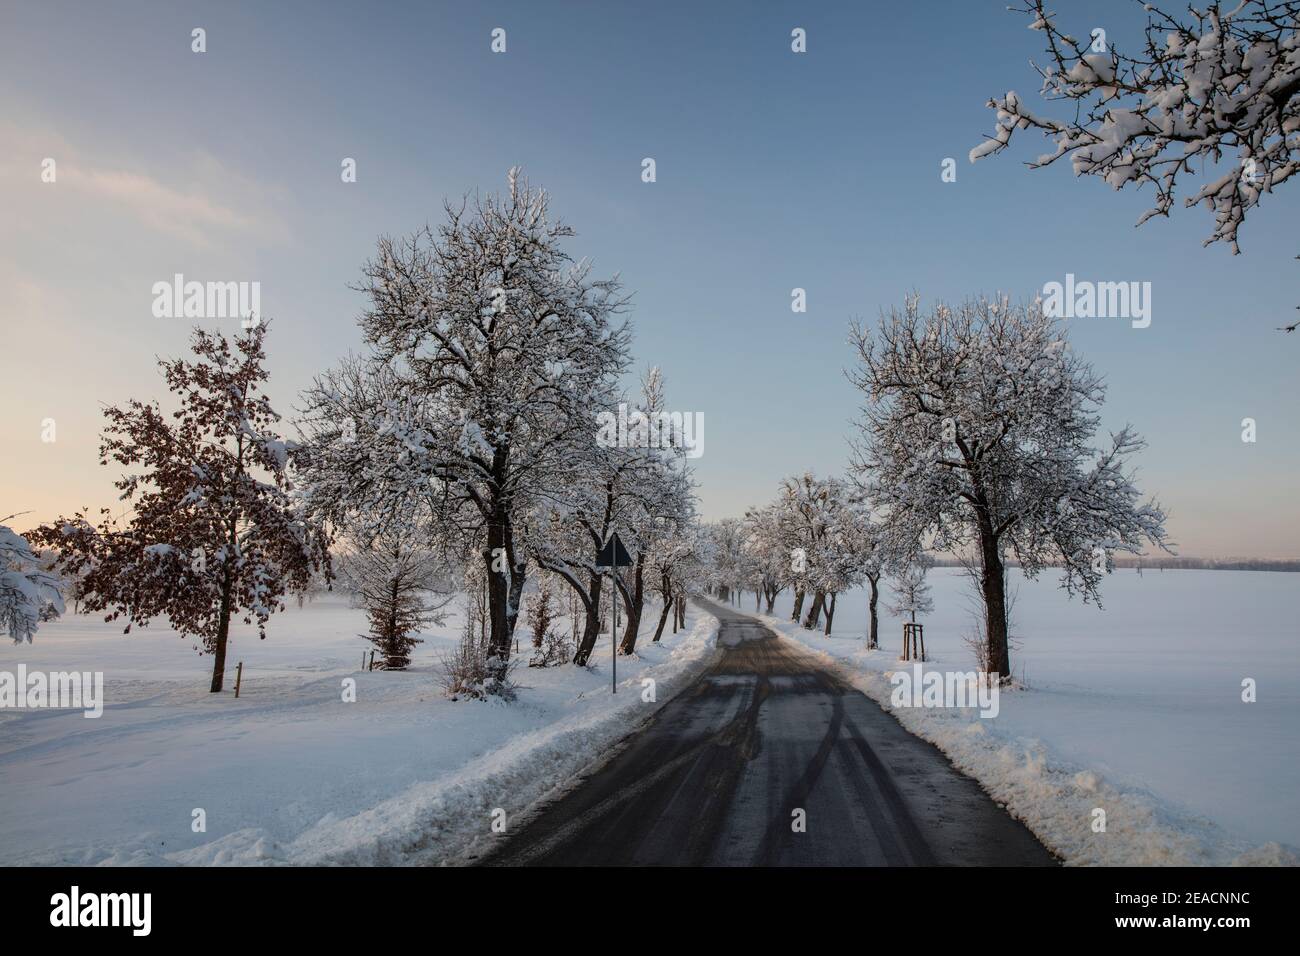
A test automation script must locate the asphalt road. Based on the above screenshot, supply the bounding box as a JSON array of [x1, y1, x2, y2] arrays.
[[480, 598, 1057, 866]]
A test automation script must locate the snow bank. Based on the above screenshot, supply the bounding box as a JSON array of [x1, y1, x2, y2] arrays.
[[0, 596, 719, 866], [178, 613, 720, 867], [758, 568, 1298, 866]]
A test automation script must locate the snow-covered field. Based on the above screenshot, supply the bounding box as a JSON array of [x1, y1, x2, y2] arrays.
[[0, 595, 718, 866], [4, 568, 1295, 867], [759, 567, 1299, 866]]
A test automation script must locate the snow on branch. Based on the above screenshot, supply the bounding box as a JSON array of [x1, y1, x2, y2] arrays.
[[973, 0, 1300, 254], [0, 519, 64, 642]]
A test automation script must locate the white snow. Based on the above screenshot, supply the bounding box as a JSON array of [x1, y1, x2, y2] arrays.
[[6, 568, 1294, 867], [0, 595, 718, 866], [756, 567, 1300, 866]]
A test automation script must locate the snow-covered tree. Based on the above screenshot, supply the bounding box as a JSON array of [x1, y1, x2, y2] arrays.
[[613, 464, 695, 655], [849, 295, 1170, 680], [705, 517, 751, 605], [799, 477, 854, 632], [342, 523, 450, 670], [888, 559, 935, 624], [608, 369, 697, 655], [823, 497, 888, 643], [742, 502, 789, 613], [528, 400, 691, 663], [733, 474, 880, 637], [973, 0, 1300, 330], [1, 519, 64, 642], [646, 519, 702, 639], [528, 501, 606, 666], [298, 170, 632, 687], [525, 573, 555, 657], [525, 361, 696, 664], [32, 324, 331, 692], [764, 472, 846, 628]]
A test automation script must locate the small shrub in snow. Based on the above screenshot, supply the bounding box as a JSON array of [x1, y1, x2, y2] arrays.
[[534, 627, 573, 668], [439, 613, 516, 701], [343, 526, 450, 671], [526, 576, 571, 666]]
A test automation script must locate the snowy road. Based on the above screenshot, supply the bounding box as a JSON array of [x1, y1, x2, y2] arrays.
[[482, 599, 1057, 866]]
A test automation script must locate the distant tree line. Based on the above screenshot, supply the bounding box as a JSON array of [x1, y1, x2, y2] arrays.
[[926, 556, 1300, 573]]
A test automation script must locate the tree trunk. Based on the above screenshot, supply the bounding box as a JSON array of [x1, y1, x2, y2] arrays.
[[480, 577, 487, 641], [802, 589, 825, 629], [506, 565, 526, 637], [210, 612, 230, 693], [979, 524, 1011, 680], [482, 454, 525, 681], [619, 557, 645, 655], [651, 572, 672, 642], [503, 515, 526, 639], [483, 539, 511, 681], [209, 561, 234, 693], [791, 587, 806, 622], [571, 571, 603, 666], [823, 592, 836, 636], [866, 574, 879, 649], [652, 600, 671, 642]]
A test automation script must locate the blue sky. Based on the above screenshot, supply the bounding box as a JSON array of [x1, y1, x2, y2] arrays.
[[2, 0, 1297, 556]]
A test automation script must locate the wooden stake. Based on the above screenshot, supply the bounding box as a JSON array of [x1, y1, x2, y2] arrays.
[[234, 661, 243, 699]]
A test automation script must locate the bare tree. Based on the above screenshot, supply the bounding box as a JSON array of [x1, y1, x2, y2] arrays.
[[888, 559, 935, 624]]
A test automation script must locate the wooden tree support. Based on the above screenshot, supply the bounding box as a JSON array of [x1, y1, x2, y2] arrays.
[[902, 622, 926, 662]]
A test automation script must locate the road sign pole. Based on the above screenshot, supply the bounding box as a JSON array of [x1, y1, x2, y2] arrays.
[[611, 570, 618, 694], [596, 531, 631, 695]]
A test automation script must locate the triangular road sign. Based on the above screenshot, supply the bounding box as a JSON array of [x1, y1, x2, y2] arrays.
[[595, 531, 632, 569]]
